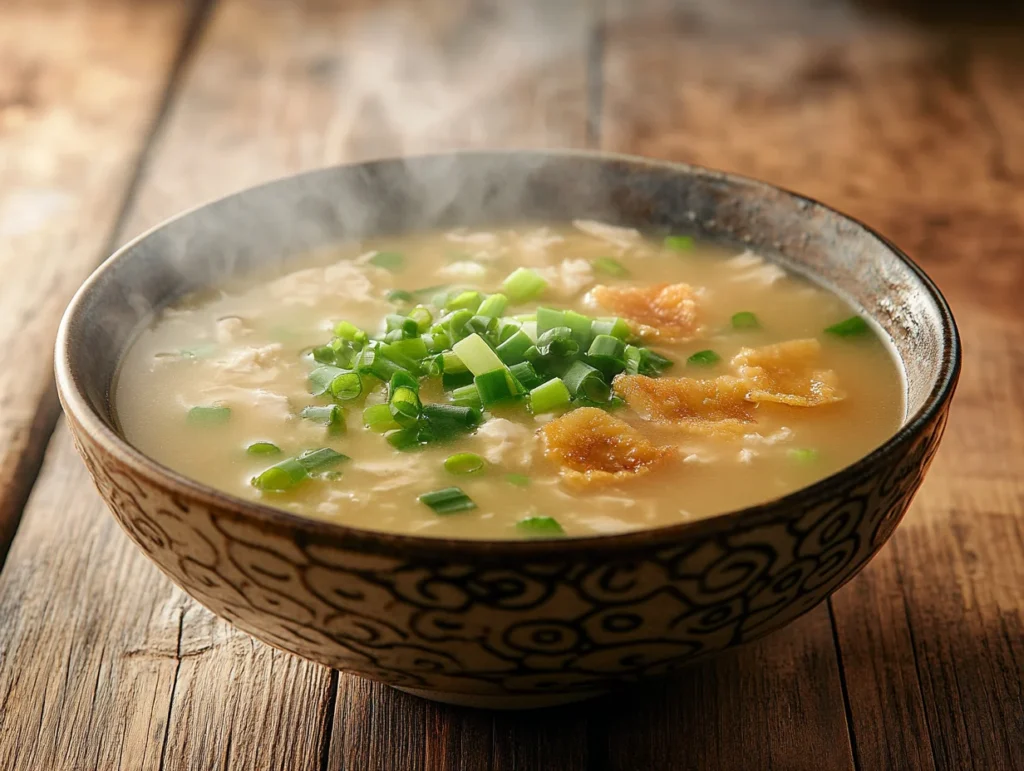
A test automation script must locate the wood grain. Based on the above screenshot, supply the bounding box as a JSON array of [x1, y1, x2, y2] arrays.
[[0, 0, 197, 560], [601, 0, 1024, 767], [2, 0, 1024, 768]]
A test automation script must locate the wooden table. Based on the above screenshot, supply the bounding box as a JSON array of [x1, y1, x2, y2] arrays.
[[1, 0, 1022, 768]]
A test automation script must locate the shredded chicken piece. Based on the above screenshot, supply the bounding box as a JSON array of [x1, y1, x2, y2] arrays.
[[572, 220, 643, 249], [439, 260, 488, 280], [473, 418, 534, 468], [731, 339, 845, 406], [725, 251, 786, 285], [613, 374, 754, 434], [588, 283, 700, 341], [540, 407, 674, 487], [537, 258, 595, 298], [215, 316, 249, 344]]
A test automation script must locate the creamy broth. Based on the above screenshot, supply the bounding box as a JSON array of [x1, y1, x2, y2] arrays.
[[115, 223, 904, 539]]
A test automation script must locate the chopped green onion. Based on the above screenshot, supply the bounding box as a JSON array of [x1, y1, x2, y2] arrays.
[[423, 331, 450, 354], [312, 345, 338, 365], [251, 458, 308, 491], [297, 448, 349, 473], [389, 370, 420, 395], [444, 452, 486, 475], [387, 289, 415, 305], [363, 403, 400, 433], [421, 403, 480, 432], [825, 316, 871, 338], [505, 473, 531, 488], [535, 307, 566, 337], [466, 314, 499, 339], [452, 333, 505, 376], [591, 317, 632, 341], [389, 386, 422, 428], [246, 442, 281, 456], [477, 293, 508, 318], [450, 383, 483, 411], [509, 361, 543, 391], [330, 372, 363, 401], [592, 256, 630, 277], [442, 370, 475, 390], [379, 342, 422, 376], [536, 326, 579, 358], [731, 311, 760, 330], [687, 349, 721, 367], [386, 428, 423, 452], [475, 369, 519, 407], [300, 404, 346, 435], [496, 329, 534, 365], [334, 321, 368, 347], [587, 334, 626, 363], [529, 378, 571, 413], [385, 336, 429, 362], [386, 314, 419, 338], [564, 310, 593, 350], [445, 290, 483, 313], [308, 365, 346, 395], [441, 350, 468, 375], [788, 448, 819, 462], [664, 235, 695, 251], [625, 345, 674, 376], [439, 309, 474, 341], [562, 361, 610, 402], [516, 516, 565, 537], [409, 305, 433, 332], [368, 251, 404, 271], [497, 320, 522, 343], [187, 405, 231, 425], [502, 267, 548, 303], [418, 487, 477, 515]]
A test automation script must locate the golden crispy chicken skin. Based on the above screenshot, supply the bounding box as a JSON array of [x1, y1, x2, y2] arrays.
[[731, 339, 845, 407], [540, 407, 675, 486], [588, 283, 700, 341], [612, 374, 755, 434]]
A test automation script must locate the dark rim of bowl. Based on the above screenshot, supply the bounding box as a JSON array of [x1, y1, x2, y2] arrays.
[[55, 149, 962, 559]]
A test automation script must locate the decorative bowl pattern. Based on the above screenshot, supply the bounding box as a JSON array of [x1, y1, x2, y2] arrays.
[[55, 151, 960, 709]]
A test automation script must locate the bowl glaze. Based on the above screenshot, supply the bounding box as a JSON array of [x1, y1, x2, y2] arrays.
[[55, 151, 959, 709]]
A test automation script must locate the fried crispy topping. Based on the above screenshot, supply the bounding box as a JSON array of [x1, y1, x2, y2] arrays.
[[540, 407, 674, 486], [731, 339, 845, 407], [588, 283, 700, 341], [612, 374, 755, 434]]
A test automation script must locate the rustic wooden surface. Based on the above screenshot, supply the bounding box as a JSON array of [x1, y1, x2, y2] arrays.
[[0, 0, 1022, 769]]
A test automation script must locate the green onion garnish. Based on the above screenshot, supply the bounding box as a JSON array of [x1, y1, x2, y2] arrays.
[[418, 487, 477, 515], [731, 311, 760, 330], [477, 293, 508, 318], [496, 329, 534, 365], [788, 448, 819, 462], [475, 369, 520, 407], [687, 350, 721, 367], [562, 361, 610, 402], [664, 235, 695, 251], [300, 405, 346, 435], [509, 361, 543, 391], [409, 305, 433, 332], [386, 428, 423, 452], [516, 516, 565, 537], [445, 290, 484, 313], [451, 383, 483, 411], [535, 307, 566, 337], [297, 448, 349, 473], [389, 386, 422, 429], [592, 256, 629, 277], [444, 452, 486, 475], [825, 316, 870, 338], [251, 458, 308, 491], [591, 317, 632, 341], [529, 377, 571, 413], [368, 251, 404, 271], [246, 442, 281, 456], [624, 345, 674, 376], [536, 326, 579, 358], [308, 365, 346, 396], [502, 267, 547, 303], [334, 321, 369, 346], [187, 405, 231, 425], [505, 473, 531, 488], [330, 372, 363, 401], [363, 403, 400, 433], [452, 333, 505, 376]]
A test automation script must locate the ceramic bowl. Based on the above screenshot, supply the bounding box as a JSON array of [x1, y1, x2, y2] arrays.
[[55, 151, 960, 709]]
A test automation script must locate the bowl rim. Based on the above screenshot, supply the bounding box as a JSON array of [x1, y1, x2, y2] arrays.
[[55, 148, 961, 559]]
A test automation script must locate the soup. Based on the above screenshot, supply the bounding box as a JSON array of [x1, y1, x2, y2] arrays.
[[115, 222, 904, 539]]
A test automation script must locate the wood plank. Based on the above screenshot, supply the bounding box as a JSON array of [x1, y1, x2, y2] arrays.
[[2, 0, 593, 769], [602, 0, 1024, 767], [586, 610, 854, 771], [0, 0, 197, 560]]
